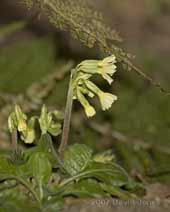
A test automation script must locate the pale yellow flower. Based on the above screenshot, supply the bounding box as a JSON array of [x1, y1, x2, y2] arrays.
[[23, 128, 36, 144], [8, 112, 17, 133], [15, 105, 27, 132], [85, 105, 96, 117], [76, 87, 96, 118], [77, 55, 117, 84], [102, 55, 116, 64], [72, 55, 118, 117], [98, 55, 117, 84], [98, 92, 117, 111], [84, 80, 117, 111]]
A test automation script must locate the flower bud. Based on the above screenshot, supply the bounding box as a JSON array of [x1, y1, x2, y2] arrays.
[[15, 105, 27, 132], [8, 112, 17, 133], [76, 88, 96, 117]]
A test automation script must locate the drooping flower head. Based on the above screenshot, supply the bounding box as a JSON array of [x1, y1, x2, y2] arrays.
[[71, 55, 118, 117]]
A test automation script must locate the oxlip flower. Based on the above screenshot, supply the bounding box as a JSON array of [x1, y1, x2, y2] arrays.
[[85, 105, 96, 118], [21, 117, 36, 144], [84, 80, 117, 111], [77, 55, 117, 84], [98, 55, 117, 84], [98, 91, 117, 111], [14, 105, 27, 132], [76, 87, 96, 117], [71, 55, 118, 117]]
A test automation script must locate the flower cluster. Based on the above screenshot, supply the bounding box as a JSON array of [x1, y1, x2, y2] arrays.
[[8, 105, 63, 144], [71, 55, 117, 117], [39, 105, 63, 136]]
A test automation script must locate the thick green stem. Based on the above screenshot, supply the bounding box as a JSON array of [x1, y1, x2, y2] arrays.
[[58, 77, 73, 158]]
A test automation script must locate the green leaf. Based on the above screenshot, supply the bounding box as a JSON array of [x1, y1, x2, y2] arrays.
[[27, 152, 52, 183], [0, 21, 26, 39], [81, 162, 129, 187], [38, 133, 52, 154], [61, 161, 129, 189], [59, 162, 131, 192], [0, 154, 29, 179], [63, 144, 93, 176], [100, 183, 137, 199], [0, 153, 36, 183], [62, 179, 107, 198], [0, 155, 16, 178], [42, 196, 64, 212], [38, 133, 62, 168], [0, 186, 39, 212], [24, 134, 62, 169]]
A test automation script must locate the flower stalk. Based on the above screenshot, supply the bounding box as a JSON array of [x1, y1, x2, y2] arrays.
[[11, 130, 18, 151], [58, 56, 117, 158], [58, 74, 74, 158]]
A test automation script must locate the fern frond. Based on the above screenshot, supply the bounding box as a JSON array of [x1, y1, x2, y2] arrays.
[[46, 0, 122, 46], [21, 0, 34, 9]]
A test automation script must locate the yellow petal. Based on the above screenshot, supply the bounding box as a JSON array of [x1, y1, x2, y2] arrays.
[[85, 105, 96, 117], [99, 92, 117, 111]]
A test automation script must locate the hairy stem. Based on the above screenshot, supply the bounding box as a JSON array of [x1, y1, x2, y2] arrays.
[[58, 76, 73, 158], [11, 130, 18, 151]]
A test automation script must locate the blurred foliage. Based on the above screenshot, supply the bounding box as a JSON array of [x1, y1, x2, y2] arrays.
[[112, 74, 170, 146], [0, 21, 26, 41], [0, 37, 57, 93], [146, 0, 170, 15]]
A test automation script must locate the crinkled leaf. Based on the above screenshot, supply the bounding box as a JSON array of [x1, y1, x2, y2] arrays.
[[38, 133, 62, 168], [24, 134, 61, 169], [0, 154, 29, 179], [27, 152, 52, 183], [61, 161, 129, 188], [81, 162, 129, 187], [0, 186, 39, 212], [38, 133, 52, 153], [100, 183, 137, 199], [63, 144, 93, 176], [62, 179, 107, 198], [0, 155, 16, 179]]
